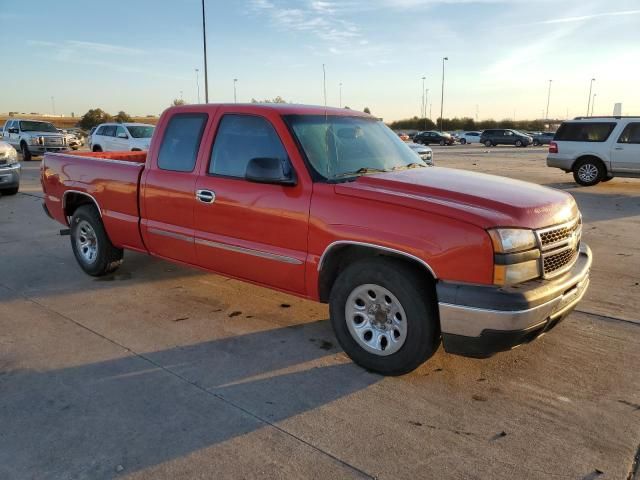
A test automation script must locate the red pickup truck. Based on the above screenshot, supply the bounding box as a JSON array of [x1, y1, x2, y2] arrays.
[[41, 104, 592, 375]]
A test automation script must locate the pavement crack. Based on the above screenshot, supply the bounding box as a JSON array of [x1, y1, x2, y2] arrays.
[[575, 309, 640, 328], [3, 284, 376, 480]]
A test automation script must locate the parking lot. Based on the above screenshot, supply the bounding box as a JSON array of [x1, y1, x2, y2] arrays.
[[1, 146, 639, 479]]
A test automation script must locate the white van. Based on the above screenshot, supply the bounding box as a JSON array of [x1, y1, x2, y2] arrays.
[[547, 116, 640, 186]]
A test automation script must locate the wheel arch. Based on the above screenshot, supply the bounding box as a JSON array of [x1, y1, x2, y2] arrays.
[[573, 154, 607, 172], [317, 241, 437, 303], [63, 190, 102, 221]]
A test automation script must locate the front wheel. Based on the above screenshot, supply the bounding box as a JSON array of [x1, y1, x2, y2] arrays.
[[21, 143, 32, 162], [329, 258, 439, 375], [573, 158, 605, 186], [484, 140, 492, 147], [70, 205, 123, 276], [439, 139, 445, 146], [460, 138, 467, 145], [515, 140, 523, 147]]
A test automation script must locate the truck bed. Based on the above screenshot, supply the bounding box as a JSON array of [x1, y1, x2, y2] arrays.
[[42, 150, 147, 251]]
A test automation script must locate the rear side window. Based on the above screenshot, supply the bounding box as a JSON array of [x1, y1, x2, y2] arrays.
[[554, 122, 616, 142], [157, 113, 208, 172], [209, 114, 288, 178], [617, 123, 640, 144]]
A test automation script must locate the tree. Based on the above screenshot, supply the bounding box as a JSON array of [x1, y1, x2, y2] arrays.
[[77, 108, 113, 130], [344, 106, 351, 110], [114, 111, 132, 123], [172, 98, 186, 106], [364, 107, 371, 114], [250, 96, 287, 104]]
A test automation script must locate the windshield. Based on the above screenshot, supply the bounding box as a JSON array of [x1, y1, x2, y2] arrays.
[[126, 125, 155, 138], [286, 115, 425, 180], [19, 121, 58, 133]]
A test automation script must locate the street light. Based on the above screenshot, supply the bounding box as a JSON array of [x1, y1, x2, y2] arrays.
[[195, 68, 200, 104], [424, 88, 429, 129], [233, 78, 238, 103], [421, 76, 426, 119], [591, 93, 597, 116], [201, 0, 209, 103], [586, 78, 595, 116], [440, 57, 448, 132], [545, 79, 552, 120]]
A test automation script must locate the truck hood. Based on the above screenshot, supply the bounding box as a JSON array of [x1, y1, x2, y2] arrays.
[[334, 167, 578, 230]]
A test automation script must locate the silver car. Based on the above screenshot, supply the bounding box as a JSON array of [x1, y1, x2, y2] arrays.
[[0, 141, 20, 195], [406, 142, 434, 165]]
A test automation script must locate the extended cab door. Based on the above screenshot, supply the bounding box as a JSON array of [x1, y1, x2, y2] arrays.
[[611, 122, 640, 174], [193, 111, 311, 294], [140, 112, 210, 265]]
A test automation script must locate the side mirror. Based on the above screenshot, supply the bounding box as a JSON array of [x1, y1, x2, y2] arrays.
[[118, 132, 129, 139], [245, 157, 296, 186], [9, 128, 19, 134]]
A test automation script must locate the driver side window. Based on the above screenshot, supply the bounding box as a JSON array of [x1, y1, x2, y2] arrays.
[[210, 115, 289, 178]]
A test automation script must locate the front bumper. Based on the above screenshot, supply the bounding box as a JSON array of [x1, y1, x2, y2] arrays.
[[0, 163, 21, 189], [438, 244, 592, 357]]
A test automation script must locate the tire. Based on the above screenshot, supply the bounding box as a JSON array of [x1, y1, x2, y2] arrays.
[[572, 157, 605, 186], [70, 205, 123, 276], [20, 143, 32, 162], [460, 138, 467, 145], [439, 139, 445, 146], [484, 140, 493, 147], [533, 140, 540, 146], [92, 145, 103, 152], [1, 187, 19, 196], [601, 176, 614, 182], [515, 140, 523, 147], [329, 257, 440, 376]]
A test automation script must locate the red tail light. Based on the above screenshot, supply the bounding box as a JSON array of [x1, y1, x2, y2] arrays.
[[549, 141, 558, 154]]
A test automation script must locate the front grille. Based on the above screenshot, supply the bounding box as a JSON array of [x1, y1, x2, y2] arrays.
[[536, 216, 582, 278], [543, 248, 579, 275], [44, 137, 63, 146]]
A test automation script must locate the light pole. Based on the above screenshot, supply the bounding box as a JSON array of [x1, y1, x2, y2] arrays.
[[201, 0, 209, 103], [424, 88, 429, 129], [421, 76, 426, 118], [440, 57, 448, 132], [339, 82, 342, 108], [586, 78, 595, 116], [322, 64, 327, 107], [180, 90, 183, 101], [233, 78, 238, 103], [545, 79, 552, 120], [195, 68, 200, 103], [591, 93, 596, 116]]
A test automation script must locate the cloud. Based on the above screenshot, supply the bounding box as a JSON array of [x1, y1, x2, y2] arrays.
[[531, 9, 640, 25]]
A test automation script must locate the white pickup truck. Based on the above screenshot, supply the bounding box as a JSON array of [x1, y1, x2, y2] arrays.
[[547, 116, 640, 186]]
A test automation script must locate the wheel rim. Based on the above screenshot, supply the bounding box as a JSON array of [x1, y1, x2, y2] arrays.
[[345, 284, 408, 356], [485, 141, 491, 147], [516, 141, 522, 146], [75, 220, 99, 264], [578, 163, 598, 183]]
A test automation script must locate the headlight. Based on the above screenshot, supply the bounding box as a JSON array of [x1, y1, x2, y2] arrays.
[[0, 148, 18, 165], [488, 228, 537, 253], [488, 228, 541, 285], [29, 137, 40, 145]]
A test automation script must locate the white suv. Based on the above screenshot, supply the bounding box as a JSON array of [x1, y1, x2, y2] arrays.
[[547, 116, 640, 186], [91, 123, 155, 152]]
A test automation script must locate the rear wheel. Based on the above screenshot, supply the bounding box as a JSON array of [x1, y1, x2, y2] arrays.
[[484, 140, 493, 147], [533, 140, 540, 146], [92, 145, 103, 152], [439, 139, 445, 146], [70, 205, 123, 276], [460, 138, 467, 145], [515, 140, 523, 147], [20, 143, 32, 162], [329, 258, 439, 375], [573, 157, 605, 186]]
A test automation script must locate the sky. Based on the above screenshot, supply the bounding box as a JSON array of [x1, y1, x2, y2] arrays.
[[1, 0, 639, 122]]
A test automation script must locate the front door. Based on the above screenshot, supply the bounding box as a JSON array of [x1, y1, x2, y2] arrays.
[[611, 122, 640, 174], [194, 113, 311, 294], [141, 112, 210, 265]]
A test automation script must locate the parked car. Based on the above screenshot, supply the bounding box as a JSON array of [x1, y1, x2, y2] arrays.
[[90, 123, 155, 152], [58, 129, 84, 150], [2, 119, 69, 161], [413, 130, 454, 146], [406, 142, 433, 165], [533, 132, 555, 146], [480, 129, 533, 147], [41, 103, 592, 375], [547, 116, 640, 186], [396, 132, 410, 141], [458, 131, 482, 145], [0, 140, 20, 195]]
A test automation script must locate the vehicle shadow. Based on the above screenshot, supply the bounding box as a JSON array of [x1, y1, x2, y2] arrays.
[[0, 321, 380, 479]]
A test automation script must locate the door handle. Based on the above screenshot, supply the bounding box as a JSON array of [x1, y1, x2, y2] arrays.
[[614, 147, 623, 150], [195, 189, 216, 204]]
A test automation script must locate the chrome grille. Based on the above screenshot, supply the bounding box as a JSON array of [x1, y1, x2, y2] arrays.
[[44, 137, 63, 146], [536, 216, 582, 278]]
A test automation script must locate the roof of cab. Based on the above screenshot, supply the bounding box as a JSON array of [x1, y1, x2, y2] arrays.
[[166, 103, 373, 118]]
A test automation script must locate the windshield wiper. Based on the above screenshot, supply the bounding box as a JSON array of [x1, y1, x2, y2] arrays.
[[331, 167, 390, 179], [392, 162, 426, 171]]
